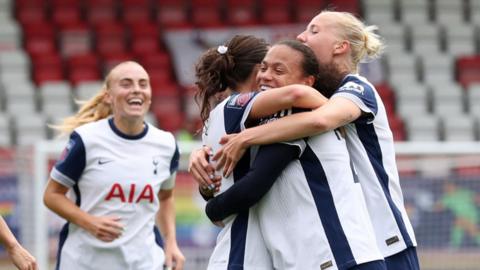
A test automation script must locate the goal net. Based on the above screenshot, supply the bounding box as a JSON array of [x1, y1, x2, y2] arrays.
[[13, 140, 480, 270]]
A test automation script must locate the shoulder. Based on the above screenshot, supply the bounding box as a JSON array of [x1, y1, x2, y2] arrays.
[[147, 124, 177, 147], [337, 75, 376, 96], [74, 118, 110, 139]]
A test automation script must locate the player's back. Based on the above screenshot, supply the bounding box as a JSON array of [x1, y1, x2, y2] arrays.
[[333, 74, 417, 257], [256, 128, 383, 270], [202, 92, 273, 270]]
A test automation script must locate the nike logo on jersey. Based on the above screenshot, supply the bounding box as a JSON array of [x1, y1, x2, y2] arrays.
[[98, 158, 114, 165]]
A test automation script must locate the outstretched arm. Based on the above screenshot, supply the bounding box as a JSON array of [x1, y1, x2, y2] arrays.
[[205, 143, 299, 222], [214, 97, 362, 176], [0, 217, 37, 270], [248, 84, 327, 119]]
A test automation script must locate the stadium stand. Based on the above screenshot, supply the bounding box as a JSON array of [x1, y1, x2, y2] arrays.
[[0, 0, 477, 147]]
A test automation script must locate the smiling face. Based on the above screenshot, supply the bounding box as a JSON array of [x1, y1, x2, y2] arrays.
[[105, 62, 152, 122], [256, 44, 313, 89]]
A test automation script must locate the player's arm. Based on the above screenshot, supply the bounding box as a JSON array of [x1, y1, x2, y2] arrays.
[[214, 97, 361, 176], [157, 178, 185, 270], [0, 216, 37, 270], [205, 143, 299, 222], [248, 84, 328, 119], [43, 179, 124, 242]]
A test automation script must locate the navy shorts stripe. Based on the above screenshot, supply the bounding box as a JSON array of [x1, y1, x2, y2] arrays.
[[356, 124, 413, 247], [300, 146, 356, 269], [385, 247, 419, 270]]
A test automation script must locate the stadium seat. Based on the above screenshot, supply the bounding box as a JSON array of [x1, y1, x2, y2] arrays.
[[329, 0, 360, 15], [74, 81, 103, 101], [0, 50, 30, 73], [0, 113, 12, 146], [378, 23, 408, 53], [429, 82, 465, 117], [85, 3, 117, 26], [434, 0, 465, 25], [13, 114, 48, 145], [294, 0, 326, 23], [51, 6, 82, 27], [2, 82, 37, 115], [386, 52, 420, 84], [25, 36, 56, 57], [191, 0, 223, 27], [225, 0, 258, 26], [442, 115, 476, 141], [16, 5, 45, 25], [420, 53, 455, 85], [362, 0, 396, 24], [444, 24, 476, 57], [409, 24, 443, 55], [405, 114, 440, 141], [470, 0, 480, 25], [456, 55, 480, 87], [388, 114, 406, 141], [398, 0, 431, 24], [467, 84, 480, 117], [0, 20, 21, 52], [121, 4, 152, 25], [58, 22, 92, 57], [260, 0, 292, 24], [155, 0, 190, 28]]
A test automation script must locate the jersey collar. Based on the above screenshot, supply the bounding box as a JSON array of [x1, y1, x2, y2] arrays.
[[108, 118, 148, 140]]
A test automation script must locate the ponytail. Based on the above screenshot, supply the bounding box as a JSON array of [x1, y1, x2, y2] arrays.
[[50, 85, 112, 137]]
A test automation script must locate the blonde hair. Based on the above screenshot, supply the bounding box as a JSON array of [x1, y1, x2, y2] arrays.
[[51, 73, 115, 137], [322, 11, 385, 71]]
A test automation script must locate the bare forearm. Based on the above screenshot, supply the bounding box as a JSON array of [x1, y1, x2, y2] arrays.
[[242, 111, 322, 146], [158, 195, 177, 247], [0, 217, 18, 250], [44, 193, 92, 230]]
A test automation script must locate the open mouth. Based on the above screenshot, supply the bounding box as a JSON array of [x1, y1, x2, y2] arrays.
[[259, 85, 273, 91], [127, 98, 144, 107]]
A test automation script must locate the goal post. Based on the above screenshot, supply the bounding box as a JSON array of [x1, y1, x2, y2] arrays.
[[22, 140, 480, 270]]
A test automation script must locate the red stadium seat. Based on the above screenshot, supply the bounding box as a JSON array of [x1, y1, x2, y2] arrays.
[[137, 52, 171, 70], [101, 52, 135, 73], [375, 83, 396, 115], [69, 67, 101, 85], [95, 22, 128, 57], [388, 115, 406, 141], [456, 55, 480, 88], [328, 0, 360, 15], [294, 0, 326, 23], [16, 6, 46, 24], [25, 37, 56, 58], [226, 0, 258, 26], [131, 37, 160, 56], [156, 0, 191, 28], [260, 0, 292, 24], [191, 0, 223, 27], [22, 21, 54, 40], [52, 6, 82, 27], [84, 0, 118, 26], [121, 6, 152, 24], [67, 53, 99, 70], [33, 68, 64, 85]]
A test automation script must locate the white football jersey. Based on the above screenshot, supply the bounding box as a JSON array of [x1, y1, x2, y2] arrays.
[[332, 74, 417, 257], [254, 128, 383, 270], [202, 92, 273, 270], [50, 118, 179, 270]]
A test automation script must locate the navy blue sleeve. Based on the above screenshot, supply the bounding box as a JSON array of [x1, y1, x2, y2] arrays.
[[50, 131, 86, 187], [224, 92, 258, 134], [333, 77, 378, 124], [205, 143, 299, 222], [170, 142, 180, 174]]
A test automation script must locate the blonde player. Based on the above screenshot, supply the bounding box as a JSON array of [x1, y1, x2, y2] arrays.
[[213, 11, 419, 270], [43, 61, 184, 270], [203, 40, 385, 270]]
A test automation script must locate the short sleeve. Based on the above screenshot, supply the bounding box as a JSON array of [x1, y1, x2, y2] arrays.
[[169, 142, 180, 175], [50, 131, 86, 188], [332, 77, 378, 124], [223, 92, 259, 134]]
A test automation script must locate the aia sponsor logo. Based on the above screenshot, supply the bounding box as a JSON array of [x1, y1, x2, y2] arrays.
[[105, 183, 154, 203]]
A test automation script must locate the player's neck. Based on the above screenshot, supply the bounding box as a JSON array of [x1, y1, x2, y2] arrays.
[[113, 117, 145, 136], [235, 72, 257, 94]]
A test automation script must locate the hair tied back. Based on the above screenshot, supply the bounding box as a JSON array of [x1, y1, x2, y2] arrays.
[[217, 45, 228, 54]]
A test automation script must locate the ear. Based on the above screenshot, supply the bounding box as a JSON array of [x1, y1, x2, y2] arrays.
[[103, 90, 112, 105], [304, 75, 316, 87], [333, 40, 349, 55]]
